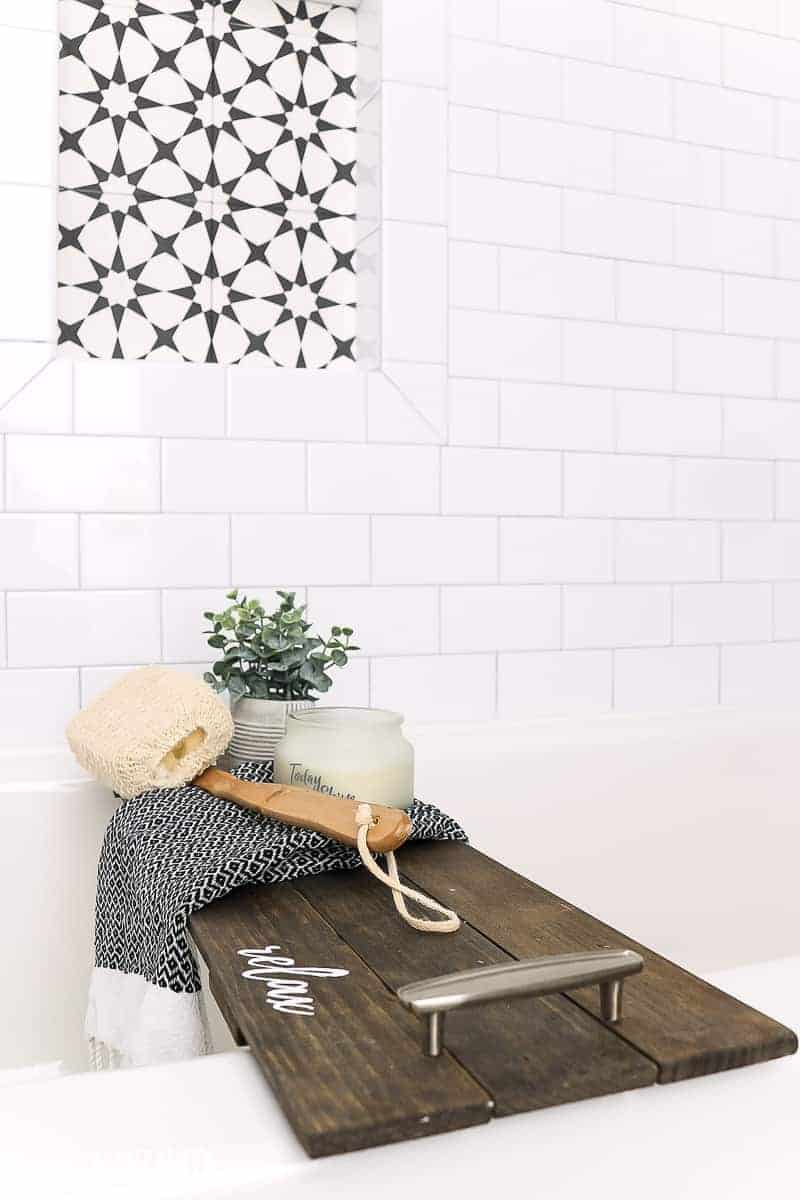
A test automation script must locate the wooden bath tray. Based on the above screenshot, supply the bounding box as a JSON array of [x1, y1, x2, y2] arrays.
[[189, 842, 797, 1158]]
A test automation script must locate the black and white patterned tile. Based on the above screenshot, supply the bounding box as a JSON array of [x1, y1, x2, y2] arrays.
[[58, 0, 357, 366], [58, 187, 215, 361]]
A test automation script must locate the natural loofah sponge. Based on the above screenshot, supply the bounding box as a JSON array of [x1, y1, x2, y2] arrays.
[[67, 667, 234, 799]]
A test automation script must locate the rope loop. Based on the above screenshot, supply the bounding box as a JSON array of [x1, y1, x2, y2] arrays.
[[355, 803, 461, 934]]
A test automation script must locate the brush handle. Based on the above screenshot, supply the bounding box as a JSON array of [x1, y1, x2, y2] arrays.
[[194, 767, 413, 853]]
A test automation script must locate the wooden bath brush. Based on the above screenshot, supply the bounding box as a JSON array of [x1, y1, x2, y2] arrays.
[[194, 767, 460, 934], [194, 766, 412, 853]]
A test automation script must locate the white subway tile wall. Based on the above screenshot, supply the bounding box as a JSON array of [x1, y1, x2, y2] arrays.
[[5, 2, 800, 743]]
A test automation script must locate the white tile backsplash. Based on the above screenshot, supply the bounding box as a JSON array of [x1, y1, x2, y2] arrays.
[[616, 263, 722, 332], [673, 80, 774, 153], [372, 653, 497, 721], [723, 26, 800, 99], [442, 585, 560, 652], [0, 28, 57, 186], [617, 391, 722, 456], [501, 517, 614, 582], [674, 207, 774, 276], [227, 369, 366, 443], [382, 222, 447, 363], [0, 348, 70, 435], [448, 380, 499, 446], [232, 516, 371, 586], [615, 7, 722, 83], [675, 332, 773, 397], [307, 586, 440, 657], [562, 190, 673, 263], [499, 0, 614, 61], [563, 584, 672, 649], [500, 384, 615, 452], [674, 459, 773, 519], [450, 37, 561, 117], [450, 310, 561, 381], [615, 521, 720, 583], [3, 4, 800, 736], [449, 107, 498, 176], [498, 649, 613, 716], [499, 114, 614, 192], [0, 667, 79, 745], [449, 0, 498, 40], [0, 185, 55, 341], [615, 134, 722, 208], [442, 448, 561, 515], [81, 515, 230, 588], [564, 60, 672, 137], [0, 3, 58, 32], [450, 242, 499, 311], [6, 435, 160, 512], [613, 646, 720, 710], [562, 322, 673, 390], [382, 83, 447, 224], [450, 174, 561, 249], [162, 440, 306, 514], [382, 0, 447, 86], [674, 582, 773, 644], [74, 362, 226, 438], [564, 454, 673, 518], [776, 462, 800, 519], [721, 642, 800, 706], [722, 522, 800, 580], [0, 515, 77, 589], [773, 581, 800, 640], [308, 444, 439, 514], [500, 249, 615, 322], [372, 516, 497, 583], [7, 590, 161, 667]]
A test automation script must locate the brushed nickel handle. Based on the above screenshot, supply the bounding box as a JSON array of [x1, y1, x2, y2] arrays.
[[397, 949, 644, 1057]]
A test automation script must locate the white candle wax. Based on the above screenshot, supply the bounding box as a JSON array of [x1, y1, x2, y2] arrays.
[[273, 708, 414, 811]]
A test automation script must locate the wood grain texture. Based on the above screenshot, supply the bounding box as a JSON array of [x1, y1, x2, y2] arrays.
[[397, 842, 798, 1083], [189, 880, 491, 1157], [295, 868, 657, 1115]]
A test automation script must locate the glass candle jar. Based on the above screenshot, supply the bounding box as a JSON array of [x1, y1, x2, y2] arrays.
[[273, 707, 414, 811]]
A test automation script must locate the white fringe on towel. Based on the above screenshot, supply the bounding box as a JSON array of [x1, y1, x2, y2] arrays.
[[85, 967, 212, 1070]]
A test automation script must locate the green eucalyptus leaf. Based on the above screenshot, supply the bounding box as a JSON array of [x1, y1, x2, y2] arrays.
[[246, 674, 269, 698], [201, 589, 357, 702]]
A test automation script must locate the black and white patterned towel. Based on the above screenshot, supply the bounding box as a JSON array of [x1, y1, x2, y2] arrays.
[[86, 762, 467, 1067]]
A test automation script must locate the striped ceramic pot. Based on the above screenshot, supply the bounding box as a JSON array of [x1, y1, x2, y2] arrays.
[[227, 697, 314, 767]]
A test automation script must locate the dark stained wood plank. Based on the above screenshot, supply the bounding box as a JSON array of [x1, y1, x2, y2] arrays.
[[189, 880, 491, 1158], [295, 868, 657, 1115], [397, 842, 798, 1083]]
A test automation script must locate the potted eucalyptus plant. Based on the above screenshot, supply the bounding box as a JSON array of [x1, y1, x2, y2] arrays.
[[203, 589, 359, 765]]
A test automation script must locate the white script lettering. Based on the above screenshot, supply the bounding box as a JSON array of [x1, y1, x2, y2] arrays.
[[238, 945, 349, 1016]]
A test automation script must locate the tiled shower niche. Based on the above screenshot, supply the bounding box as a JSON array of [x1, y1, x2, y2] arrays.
[[57, 0, 359, 367]]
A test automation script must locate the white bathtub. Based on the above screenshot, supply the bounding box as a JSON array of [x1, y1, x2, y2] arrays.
[[0, 710, 798, 1197]]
